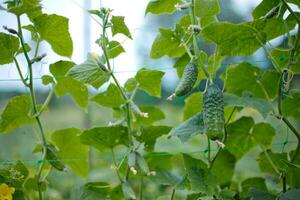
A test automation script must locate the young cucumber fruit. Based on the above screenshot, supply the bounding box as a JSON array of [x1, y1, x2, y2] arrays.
[[203, 83, 225, 141], [168, 63, 198, 100]]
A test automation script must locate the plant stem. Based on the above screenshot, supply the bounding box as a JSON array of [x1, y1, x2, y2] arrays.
[[111, 148, 123, 182], [170, 188, 175, 200], [260, 145, 281, 176], [17, 15, 47, 200], [13, 57, 29, 87], [282, 173, 287, 193], [207, 137, 211, 167], [139, 176, 144, 200]]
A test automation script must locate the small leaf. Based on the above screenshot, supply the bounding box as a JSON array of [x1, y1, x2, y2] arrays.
[[145, 0, 181, 15], [77, 182, 111, 200], [124, 78, 138, 92], [0, 96, 32, 134], [0, 161, 29, 188], [135, 68, 165, 97], [282, 91, 300, 121], [0, 33, 19, 64], [50, 60, 76, 79], [170, 112, 204, 142], [67, 54, 110, 89], [80, 126, 129, 151], [111, 16, 132, 39], [183, 154, 217, 195], [91, 84, 126, 108], [183, 92, 202, 120], [135, 106, 165, 125], [107, 40, 125, 58], [33, 14, 73, 57], [51, 128, 89, 177], [136, 126, 172, 151], [41, 75, 54, 85]]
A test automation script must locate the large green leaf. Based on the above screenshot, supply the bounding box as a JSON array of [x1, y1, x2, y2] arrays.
[[282, 91, 300, 121], [136, 126, 172, 151], [135, 68, 165, 97], [50, 60, 76, 79], [201, 18, 296, 56], [287, 150, 300, 188], [279, 189, 300, 200], [54, 77, 88, 109], [225, 63, 279, 99], [75, 182, 111, 200], [0, 160, 29, 188], [194, 0, 220, 18], [67, 54, 110, 89], [150, 28, 186, 59], [0, 33, 19, 64], [0, 96, 32, 134], [170, 112, 204, 142], [145, 0, 181, 15], [51, 128, 89, 177], [7, 0, 41, 16], [33, 14, 73, 57], [80, 126, 128, 151], [211, 150, 236, 186], [91, 84, 126, 108], [135, 106, 165, 125], [248, 189, 276, 200], [226, 117, 275, 159], [257, 150, 288, 176], [183, 154, 217, 195], [224, 93, 273, 118], [111, 16, 132, 39], [241, 177, 267, 198], [271, 48, 300, 74], [183, 92, 202, 120], [252, 0, 280, 19]]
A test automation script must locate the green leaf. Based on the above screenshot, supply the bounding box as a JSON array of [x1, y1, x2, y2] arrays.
[[135, 106, 165, 125], [201, 18, 296, 56], [271, 48, 300, 74], [146, 152, 174, 170], [54, 77, 88, 109], [77, 182, 111, 200], [194, 0, 220, 18], [224, 93, 273, 118], [0, 96, 32, 134], [225, 63, 276, 99], [110, 185, 124, 200], [279, 189, 300, 200], [145, 0, 181, 15], [136, 126, 172, 151], [287, 150, 300, 188], [135, 68, 165, 97], [51, 128, 89, 177], [211, 150, 236, 186], [257, 150, 288, 176], [33, 14, 73, 57], [241, 177, 267, 198], [111, 16, 132, 39], [252, 0, 280, 19], [170, 112, 204, 142], [107, 40, 125, 58], [0, 33, 19, 64], [7, 0, 41, 16], [91, 84, 126, 108], [226, 117, 275, 159], [248, 189, 276, 200], [67, 54, 110, 89], [80, 126, 128, 151], [282, 91, 300, 121], [124, 78, 138, 92], [150, 28, 186, 59], [22, 24, 39, 41], [183, 154, 217, 195], [150, 168, 182, 187], [41, 75, 54, 85], [50, 60, 76, 79], [183, 92, 202, 120]]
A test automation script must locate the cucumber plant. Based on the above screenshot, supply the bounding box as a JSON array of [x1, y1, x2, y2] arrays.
[[0, 0, 299, 199]]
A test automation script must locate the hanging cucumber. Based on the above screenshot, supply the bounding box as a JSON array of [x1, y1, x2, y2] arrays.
[[168, 63, 198, 100], [202, 83, 224, 141]]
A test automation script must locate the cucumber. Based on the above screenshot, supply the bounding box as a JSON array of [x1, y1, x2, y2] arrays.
[[202, 83, 224, 140]]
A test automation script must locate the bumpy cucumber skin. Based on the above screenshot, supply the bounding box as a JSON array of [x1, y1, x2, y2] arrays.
[[203, 83, 224, 140], [175, 63, 198, 96]]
